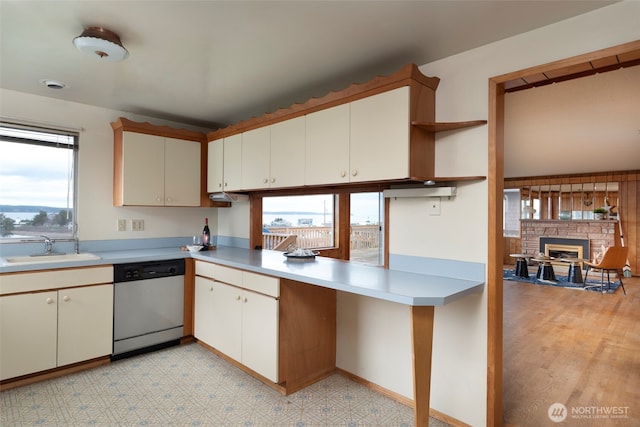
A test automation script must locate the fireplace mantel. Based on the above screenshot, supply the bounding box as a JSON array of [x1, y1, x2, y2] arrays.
[[521, 219, 620, 261]]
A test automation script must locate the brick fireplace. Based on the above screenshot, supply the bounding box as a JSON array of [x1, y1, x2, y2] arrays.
[[521, 219, 619, 262]]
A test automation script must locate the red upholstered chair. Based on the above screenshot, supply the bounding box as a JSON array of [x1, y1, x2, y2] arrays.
[[584, 246, 628, 294]]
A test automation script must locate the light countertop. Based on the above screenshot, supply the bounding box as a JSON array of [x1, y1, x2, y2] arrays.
[[1, 246, 484, 306]]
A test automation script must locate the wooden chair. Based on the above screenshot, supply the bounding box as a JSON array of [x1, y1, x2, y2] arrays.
[[272, 235, 297, 251], [584, 246, 628, 294]]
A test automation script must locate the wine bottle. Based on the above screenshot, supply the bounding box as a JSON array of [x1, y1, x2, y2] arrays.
[[202, 217, 210, 249]]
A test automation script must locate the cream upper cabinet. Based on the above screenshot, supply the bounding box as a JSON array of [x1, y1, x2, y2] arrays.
[[242, 126, 271, 190], [207, 138, 224, 192], [305, 104, 350, 185], [121, 132, 165, 205], [270, 116, 305, 188], [208, 134, 243, 192], [349, 86, 410, 182], [119, 131, 201, 206], [164, 137, 201, 206]]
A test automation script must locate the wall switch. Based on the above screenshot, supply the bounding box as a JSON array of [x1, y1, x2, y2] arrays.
[[117, 218, 127, 232], [429, 198, 441, 216], [132, 219, 144, 231]]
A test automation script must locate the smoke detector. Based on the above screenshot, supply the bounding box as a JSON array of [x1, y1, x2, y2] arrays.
[[39, 79, 68, 90]]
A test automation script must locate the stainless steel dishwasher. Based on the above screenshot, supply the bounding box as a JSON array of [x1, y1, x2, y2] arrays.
[[112, 259, 185, 360]]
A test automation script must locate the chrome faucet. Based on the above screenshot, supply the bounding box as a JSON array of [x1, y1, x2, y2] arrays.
[[40, 235, 54, 254]]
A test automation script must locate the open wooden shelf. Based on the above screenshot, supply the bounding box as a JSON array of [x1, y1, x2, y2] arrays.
[[411, 120, 487, 132]]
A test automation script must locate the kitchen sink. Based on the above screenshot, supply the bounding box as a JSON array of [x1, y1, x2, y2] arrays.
[[5, 252, 101, 264]]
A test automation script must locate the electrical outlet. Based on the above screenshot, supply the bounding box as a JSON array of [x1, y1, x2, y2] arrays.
[[428, 198, 441, 216], [132, 219, 144, 231], [117, 218, 127, 232]]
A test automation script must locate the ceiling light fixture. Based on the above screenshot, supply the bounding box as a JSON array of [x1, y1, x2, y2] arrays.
[[73, 27, 128, 62]]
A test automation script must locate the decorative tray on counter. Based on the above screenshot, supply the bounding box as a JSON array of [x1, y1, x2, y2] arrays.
[[283, 249, 319, 261]]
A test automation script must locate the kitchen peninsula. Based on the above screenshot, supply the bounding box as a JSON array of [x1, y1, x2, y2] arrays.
[[0, 246, 484, 426]]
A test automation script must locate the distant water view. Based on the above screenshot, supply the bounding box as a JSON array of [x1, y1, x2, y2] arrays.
[[1, 211, 56, 222], [264, 213, 332, 227], [263, 212, 379, 228]]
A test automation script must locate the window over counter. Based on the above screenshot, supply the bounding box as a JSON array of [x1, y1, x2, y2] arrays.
[[260, 191, 383, 266], [0, 122, 78, 241]]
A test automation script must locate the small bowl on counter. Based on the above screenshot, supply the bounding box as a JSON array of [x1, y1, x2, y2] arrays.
[[186, 245, 204, 253]]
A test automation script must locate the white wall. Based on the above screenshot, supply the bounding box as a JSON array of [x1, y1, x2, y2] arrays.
[[0, 89, 219, 242], [337, 2, 640, 426], [421, 2, 637, 425], [505, 66, 640, 177]]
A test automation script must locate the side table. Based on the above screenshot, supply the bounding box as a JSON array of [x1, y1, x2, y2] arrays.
[[509, 254, 531, 278]]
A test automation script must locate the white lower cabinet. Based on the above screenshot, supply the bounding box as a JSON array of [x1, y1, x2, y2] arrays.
[[0, 284, 113, 381], [57, 284, 114, 366], [240, 288, 279, 382], [0, 291, 58, 380], [194, 263, 279, 383]]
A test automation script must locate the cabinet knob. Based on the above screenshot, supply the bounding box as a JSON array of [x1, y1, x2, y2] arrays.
[[263, 178, 268, 184], [63, 295, 70, 302], [224, 182, 228, 187], [209, 286, 213, 291], [271, 178, 275, 183], [340, 171, 346, 178], [166, 197, 173, 203], [243, 297, 248, 303], [156, 196, 163, 202], [46, 297, 54, 304], [351, 169, 358, 176], [218, 183, 222, 188], [236, 295, 241, 301]]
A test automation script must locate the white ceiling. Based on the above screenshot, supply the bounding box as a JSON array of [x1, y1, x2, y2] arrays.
[[0, 1, 618, 130]]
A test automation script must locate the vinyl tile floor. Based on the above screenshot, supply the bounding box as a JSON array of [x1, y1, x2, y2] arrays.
[[1, 343, 452, 426]]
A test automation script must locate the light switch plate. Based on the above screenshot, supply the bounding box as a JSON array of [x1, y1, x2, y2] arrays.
[[117, 218, 127, 232], [132, 219, 144, 231], [429, 199, 441, 216]]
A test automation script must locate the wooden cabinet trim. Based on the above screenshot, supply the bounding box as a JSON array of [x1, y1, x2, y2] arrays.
[[207, 64, 440, 140]]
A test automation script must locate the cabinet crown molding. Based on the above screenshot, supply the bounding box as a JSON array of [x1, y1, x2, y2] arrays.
[[207, 63, 440, 140]]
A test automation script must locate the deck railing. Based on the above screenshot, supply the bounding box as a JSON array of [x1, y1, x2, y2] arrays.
[[263, 224, 379, 250]]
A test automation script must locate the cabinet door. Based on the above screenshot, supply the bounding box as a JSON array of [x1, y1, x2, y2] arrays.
[[194, 276, 217, 346], [270, 116, 305, 188], [210, 281, 242, 362], [349, 86, 410, 182], [164, 137, 201, 206], [58, 284, 114, 366], [207, 139, 224, 192], [242, 127, 271, 190], [241, 290, 279, 383], [305, 104, 350, 185], [0, 292, 57, 380], [223, 134, 243, 191], [122, 131, 165, 205]]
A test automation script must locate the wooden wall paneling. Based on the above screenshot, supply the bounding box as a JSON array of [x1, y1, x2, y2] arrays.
[[487, 76, 504, 427], [279, 278, 336, 393], [620, 177, 639, 275], [249, 195, 263, 249], [183, 258, 195, 337]]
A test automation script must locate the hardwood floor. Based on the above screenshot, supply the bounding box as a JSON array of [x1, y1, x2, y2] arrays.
[[503, 270, 640, 426]]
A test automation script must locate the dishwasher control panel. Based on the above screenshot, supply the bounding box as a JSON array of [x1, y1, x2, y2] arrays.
[[114, 259, 185, 283]]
